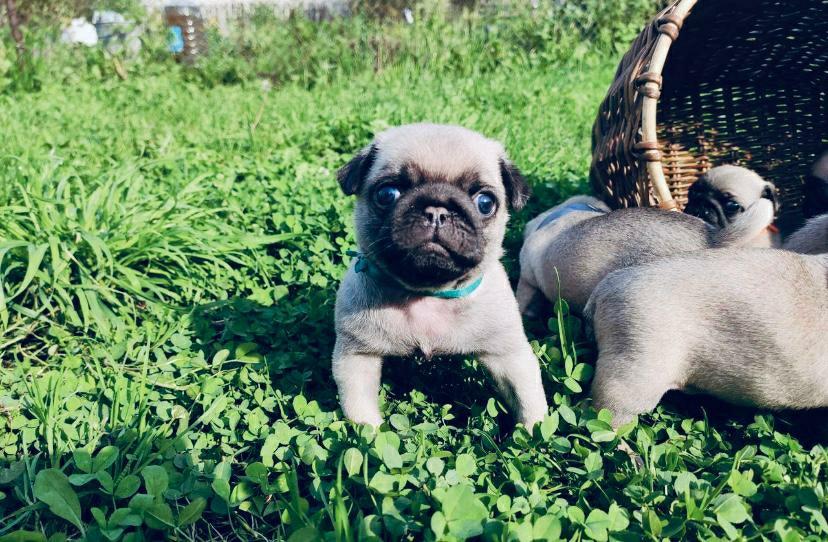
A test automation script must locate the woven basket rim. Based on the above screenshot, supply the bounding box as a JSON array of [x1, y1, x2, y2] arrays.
[[639, 0, 698, 210]]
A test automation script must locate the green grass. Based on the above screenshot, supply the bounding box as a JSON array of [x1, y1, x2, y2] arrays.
[[2, 7, 828, 541]]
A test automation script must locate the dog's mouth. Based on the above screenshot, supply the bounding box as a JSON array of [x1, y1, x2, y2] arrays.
[[377, 235, 482, 289]]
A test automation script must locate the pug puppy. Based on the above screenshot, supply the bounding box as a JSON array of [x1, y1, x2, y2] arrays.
[[684, 165, 780, 247], [332, 124, 547, 428], [586, 248, 828, 428], [517, 194, 774, 315], [784, 214, 828, 255]]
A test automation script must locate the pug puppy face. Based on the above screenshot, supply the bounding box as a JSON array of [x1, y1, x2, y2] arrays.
[[684, 165, 778, 228], [336, 123, 529, 290]]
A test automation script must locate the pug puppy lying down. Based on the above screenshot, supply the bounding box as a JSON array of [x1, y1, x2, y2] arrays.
[[517, 193, 774, 315], [332, 124, 547, 428], [586, 248, 828, 428], [684, 165, 780, 247], [784, 214, 828, 255]]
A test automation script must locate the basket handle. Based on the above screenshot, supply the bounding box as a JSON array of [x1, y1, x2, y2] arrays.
[[638, 0, 697, 210]]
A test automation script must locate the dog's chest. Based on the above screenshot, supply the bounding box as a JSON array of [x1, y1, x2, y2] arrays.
[[389, 297, 459, 356]]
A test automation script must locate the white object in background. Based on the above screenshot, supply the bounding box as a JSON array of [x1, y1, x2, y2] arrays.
[[93, 10, 127, 24], [93, 10, 143, 56], [403, 7, 414, 24], [60, 18, 98, 47]]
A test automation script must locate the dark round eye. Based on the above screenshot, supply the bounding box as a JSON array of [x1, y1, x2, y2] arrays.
[[474, 192, 497, 216], [374, 186, 401, 207], [724, 200, 743, 215]]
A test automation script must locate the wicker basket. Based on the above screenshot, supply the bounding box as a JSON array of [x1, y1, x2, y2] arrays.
[[590, 0, 828, 232]]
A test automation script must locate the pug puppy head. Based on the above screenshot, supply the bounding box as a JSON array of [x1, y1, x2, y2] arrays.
[[337, 123, 530, 290], [684, 165, 778, 228]]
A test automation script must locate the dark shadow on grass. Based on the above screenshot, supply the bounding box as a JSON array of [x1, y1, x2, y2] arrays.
[[189, 295, 514, 431], [658, 391, 828, 448]]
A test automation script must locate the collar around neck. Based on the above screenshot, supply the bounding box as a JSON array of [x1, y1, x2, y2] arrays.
[[346, 250, 483, 299]]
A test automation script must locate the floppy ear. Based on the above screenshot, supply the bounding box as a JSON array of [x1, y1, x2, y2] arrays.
[[337, 144, 377, 196], [499, 158, 531, 211], [761, 182, 779, 215]]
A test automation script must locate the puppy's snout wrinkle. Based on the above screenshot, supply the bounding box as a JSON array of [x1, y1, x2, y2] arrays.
[[423, 206, 450, 227]]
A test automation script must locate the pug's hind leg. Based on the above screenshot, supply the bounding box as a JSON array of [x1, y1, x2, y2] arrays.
[[332, 346, 384, 427], [479, 342, 548, 428], [516, 277, 546, 318], [590, 353, 675, 429]]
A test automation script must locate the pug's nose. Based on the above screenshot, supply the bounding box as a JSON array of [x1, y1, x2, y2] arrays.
[[423, 206, 449, 227]]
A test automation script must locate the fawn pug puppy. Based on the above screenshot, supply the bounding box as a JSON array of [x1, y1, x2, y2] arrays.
[[684, 165, 780, 247], [332, 124, 547, 428], [784, 214, 828, 255], [517, 194, 774, 315], [586, 249, 828, 428]]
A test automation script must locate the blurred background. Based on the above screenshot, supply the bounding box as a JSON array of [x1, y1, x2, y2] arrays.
[[0, 0, 661, 92]]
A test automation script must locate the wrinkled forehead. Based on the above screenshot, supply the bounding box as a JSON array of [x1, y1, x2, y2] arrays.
[[703, 167, 766, 201], [368, 126, 504, 185]]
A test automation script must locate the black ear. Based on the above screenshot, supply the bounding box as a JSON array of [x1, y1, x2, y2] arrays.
[[761, 183, 779, 215], [337, 144, 377, 196], [499, 158, 531, 210]]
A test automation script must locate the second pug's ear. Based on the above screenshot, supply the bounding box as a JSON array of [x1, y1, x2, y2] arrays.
[[337, 144, 377, 196], [761, 182, 779, 215], [499, 158, 531, 211]]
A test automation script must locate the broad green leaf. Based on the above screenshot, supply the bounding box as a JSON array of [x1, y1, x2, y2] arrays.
[[533, 516, 562, 540], [607, 503, 630, 532], [369, 472, 397, 494], [72, 449, 92, 474], [144, 502, 175, 530], [436, 485, 487, 538], [115, 475, 141, 499], [455, 454, 476, 477], [92, 446, 119, 473], [195, 394, 228, 426], [68, 473, 97, 486], [382, 444, 402, 470], [728, 470, 758, 498], [212, 479, 231, 502], [426, 457, 444, 476], [584, 509, 610, 541], [714, 493, 750, 525], [97, 471, 114, 493], [214, 461, 232, 482], [389, 414, 410, 431], [558, 404, 577, 425], [141, 465, 169, 498], [33, 469, 84, 531], [343, 448, 363, 477], [177, 497, 207, 527], [111, 508, 142, 527], [230, 481, 255, 505], [540, 412, 559, 440]]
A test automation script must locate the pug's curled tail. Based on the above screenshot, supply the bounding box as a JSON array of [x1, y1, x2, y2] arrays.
[[710, 198, 775, 247]]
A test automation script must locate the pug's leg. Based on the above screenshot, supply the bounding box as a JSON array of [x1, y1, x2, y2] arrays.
[[479, 341, 548, 428], [332, 345, 384, 427], [590, 353, 675, 429], [516, 276, 547, 319]]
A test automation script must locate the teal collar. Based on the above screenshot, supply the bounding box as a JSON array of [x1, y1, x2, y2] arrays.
[[347, 250, 483, 299]]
